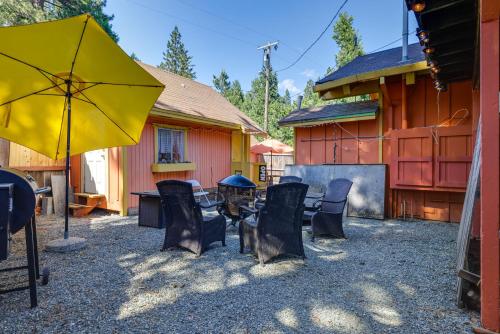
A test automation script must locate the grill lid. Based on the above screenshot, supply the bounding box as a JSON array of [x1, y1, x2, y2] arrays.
[[0, 167, 38, 234], [218, 174, 256, 188]]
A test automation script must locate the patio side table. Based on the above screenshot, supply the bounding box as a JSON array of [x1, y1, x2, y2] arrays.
[[131, 191, 166, 229]]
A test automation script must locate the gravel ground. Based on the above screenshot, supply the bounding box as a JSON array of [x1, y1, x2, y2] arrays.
[[0, 213, 478, 333]]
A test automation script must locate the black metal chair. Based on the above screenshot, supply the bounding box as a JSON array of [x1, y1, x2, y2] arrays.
[[279, 175, 302, 184], [239, 182, 309, 265], [310, 178, 353, 240], [156, 180, 226, 256]]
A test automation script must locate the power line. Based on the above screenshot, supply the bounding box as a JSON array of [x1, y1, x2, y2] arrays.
[[123, 0, 300, 66], [124, 0, 260, 49], [172, 0, 327, 68], [366, 30, 416, 54], [276, 0, 349, 73]]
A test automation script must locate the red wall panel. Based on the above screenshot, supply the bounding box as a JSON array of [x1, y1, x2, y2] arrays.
[[127, 118, 231, 209], [295, 127, 311, 164], [310, 126, 326, 164]]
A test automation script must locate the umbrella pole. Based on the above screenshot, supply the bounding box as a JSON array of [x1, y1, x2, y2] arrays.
[[46, 81, 86, 252], [64, 83, 72, 239], [270, 151, 273, 185]]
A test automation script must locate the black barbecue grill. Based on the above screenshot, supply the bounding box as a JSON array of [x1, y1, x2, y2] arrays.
[[0, 167, 50, 308], [217, 174, 256, 226]]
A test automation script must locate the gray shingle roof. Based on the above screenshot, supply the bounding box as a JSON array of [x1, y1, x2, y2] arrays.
[[316, 43, 425, 85], [278, 100, 379, 126]]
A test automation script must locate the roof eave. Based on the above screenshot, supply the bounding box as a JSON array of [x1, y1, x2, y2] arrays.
[[278, 112, 377, 128], [314, 60, 429, 94], [150, 107, 265, 135]]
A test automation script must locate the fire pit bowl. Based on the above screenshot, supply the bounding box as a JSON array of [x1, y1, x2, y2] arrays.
[[217, 174, 256, 226]]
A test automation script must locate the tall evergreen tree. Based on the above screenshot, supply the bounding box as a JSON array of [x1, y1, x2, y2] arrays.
[[0, 0, 119, 42], [212, 69, 231, 95], [225, 80, 244, 109], [302, 79, 326, 108], [241, 67, 279, 127], [282, 89, 291, 105], [332, 12, 364, 69], [159, 26, 196, 79], [240, 67, 292, 144], [130, 52, 140, 61]]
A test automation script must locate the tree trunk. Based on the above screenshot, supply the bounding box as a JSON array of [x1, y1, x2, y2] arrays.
[[0, 138, 10, 167]]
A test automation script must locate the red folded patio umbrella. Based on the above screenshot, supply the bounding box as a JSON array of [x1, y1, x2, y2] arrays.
[[251, 138, 293, 183]]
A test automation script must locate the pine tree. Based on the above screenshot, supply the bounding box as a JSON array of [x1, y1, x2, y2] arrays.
[[212, 69, 231, 95], [159, 26, 196, 79], [302, 79, 325, 108], [130, 52, 140, 61], [0, 0, 119, 41], [332, 12, 364, 69], [240, 67, 293, 144], [283, 89, 291, 105], [225, 80, 244, 109], [241, 67, 279, 127]]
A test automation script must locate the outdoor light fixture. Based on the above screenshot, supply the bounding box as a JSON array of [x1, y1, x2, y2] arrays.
[[423, 46, 435, 54], [427, 59, 438, 68], [431, 66, 441, 74], [417, 30, 429, 45], [434, 81, 447, 92], [410, 0, 426, 12]]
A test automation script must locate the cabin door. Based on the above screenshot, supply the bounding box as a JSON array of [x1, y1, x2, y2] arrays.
[[83, 149, 108, 194]]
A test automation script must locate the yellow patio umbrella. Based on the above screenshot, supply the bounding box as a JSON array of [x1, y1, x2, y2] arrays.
[[0, 14, 164, 246]]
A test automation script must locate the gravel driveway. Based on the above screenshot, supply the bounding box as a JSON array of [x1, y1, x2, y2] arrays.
[[0, 214, 477, 333]]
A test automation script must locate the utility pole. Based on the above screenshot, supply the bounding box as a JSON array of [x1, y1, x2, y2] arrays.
[[257, 41, 278, 132]]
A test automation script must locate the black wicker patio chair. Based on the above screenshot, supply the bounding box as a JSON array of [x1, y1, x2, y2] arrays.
[[310, 178, 353, 241], [279, 175, 302, 184], [254, 175, 303, 210], [156, 180, 226, 256], [239, 182, 309, 265]]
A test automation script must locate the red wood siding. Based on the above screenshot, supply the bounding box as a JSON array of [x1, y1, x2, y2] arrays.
[[294, 120, 380, 165], [390, 125, 472, 191], [126, 117, 231, 209], [479, 13, 500, 330], [107, 147, 122, 212], [295, 127, 311, 165], [391, 127, 433, 188], [394, 189, 465, 223], [293, 76, 476, 222]]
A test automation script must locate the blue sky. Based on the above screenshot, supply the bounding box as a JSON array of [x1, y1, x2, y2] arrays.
[[104, 0, 418, 97]]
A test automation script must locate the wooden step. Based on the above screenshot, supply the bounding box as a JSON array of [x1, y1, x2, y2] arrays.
[[69, 203, 95, 218], [74, 193, 106, 199], [73, 193, 107, 210]]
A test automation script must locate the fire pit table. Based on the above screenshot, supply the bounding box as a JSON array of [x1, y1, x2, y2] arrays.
[[216, 174, 256, 227], [130, 191, 166, 229]]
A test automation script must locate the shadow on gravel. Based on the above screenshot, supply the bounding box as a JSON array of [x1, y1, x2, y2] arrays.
[[0, 214, 476, 333]]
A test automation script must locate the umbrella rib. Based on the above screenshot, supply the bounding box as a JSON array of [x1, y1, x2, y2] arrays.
[[70, 95, 94, 105], [73, 90, 138, 144], [35, 93, 66, 97], [69, 15, 90, 80], [0, 83, 63, 107], [76, 81, 164, 88], [0, 52, 65, 81], [70, 82, 101, 95]]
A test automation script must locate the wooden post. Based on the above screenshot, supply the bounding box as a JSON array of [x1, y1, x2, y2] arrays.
[[401, 76, 408, 129], [0, 138, 9, 167], [479, 15, 500, 332]]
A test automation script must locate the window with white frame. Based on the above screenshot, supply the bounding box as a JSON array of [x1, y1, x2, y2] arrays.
[[157, 127, 186, 163]]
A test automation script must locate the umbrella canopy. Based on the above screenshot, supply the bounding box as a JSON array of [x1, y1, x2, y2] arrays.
[[250, 138, 293, 155], [0, 14, 164, 159], [0, 14, 164, 242]]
